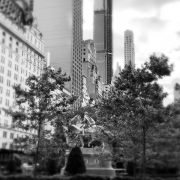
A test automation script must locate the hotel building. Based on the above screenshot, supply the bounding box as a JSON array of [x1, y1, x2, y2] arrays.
[[0, 0, 46, 149], [93, 0, 113, 85], [124, 30, 135, 67], [34, 0, 83, 108]]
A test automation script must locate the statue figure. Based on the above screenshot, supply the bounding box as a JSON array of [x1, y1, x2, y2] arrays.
[[62, 112, 101, 148]]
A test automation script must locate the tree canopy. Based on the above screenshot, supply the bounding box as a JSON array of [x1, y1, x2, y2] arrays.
[[96, 54, 173, 178], [4, 66, 76, 176]]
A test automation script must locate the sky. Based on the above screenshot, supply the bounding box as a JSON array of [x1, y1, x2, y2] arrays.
[[83, 0, 180, 106]]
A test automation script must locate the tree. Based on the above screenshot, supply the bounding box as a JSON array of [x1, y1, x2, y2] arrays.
[[150, 99, 180, 174], [96, 54, 173, 179], [4, 66, 76, 176]]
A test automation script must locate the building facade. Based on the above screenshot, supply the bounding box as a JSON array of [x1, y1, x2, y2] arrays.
[[82, 39, 104, 101], [93, 0, 113, 85], [124, 30, 135, 67], [34, 0, 83, 108], [0, 1, 45, 149], [174, 83, 180, 101], [111, 62, 121, 85]]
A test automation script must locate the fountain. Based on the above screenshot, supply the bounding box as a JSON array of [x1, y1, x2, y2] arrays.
[[61, 112, 116, 177]]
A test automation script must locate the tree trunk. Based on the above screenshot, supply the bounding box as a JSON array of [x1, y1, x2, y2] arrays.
[[142, 126, 146, 180], [34, 124, 41, 179], [133, 156, 136, 180]]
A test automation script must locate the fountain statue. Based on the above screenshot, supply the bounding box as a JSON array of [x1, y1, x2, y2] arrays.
[[61, 112, 116, 177]]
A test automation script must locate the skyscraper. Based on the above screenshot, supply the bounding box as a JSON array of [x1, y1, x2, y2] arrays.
[[124, 30, 135, 67], [0, 0, 45, 149], [34, 0, 83, 106], [174, 83, 180, 101], [93, 0, 113, 85], [111, 62, 121, 85]]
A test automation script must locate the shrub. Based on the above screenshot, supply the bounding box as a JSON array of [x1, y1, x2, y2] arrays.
[[65, 147, 86, 176], [126, 161, 135, 176], [46, 159, 58, 175]]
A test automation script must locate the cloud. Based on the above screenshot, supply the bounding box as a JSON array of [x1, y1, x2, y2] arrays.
[[132, 17, 167, 31], [176, 31, 180, 37], [114, 0, 179, 11], [83, 0, 180, 106]]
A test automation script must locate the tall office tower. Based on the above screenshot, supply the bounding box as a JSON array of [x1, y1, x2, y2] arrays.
[[34, 0, 83, 108], [82, 39, 104, 101], [0, 0, 45, 149], [111, 62, 121, 85], [124, 30, 135, 67], [174, 83, 180, 101], [93, 0, 113, 85]]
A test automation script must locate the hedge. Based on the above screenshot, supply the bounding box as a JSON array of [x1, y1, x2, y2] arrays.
[[0, 175, 110, 180], [0, 174, 178, 180]]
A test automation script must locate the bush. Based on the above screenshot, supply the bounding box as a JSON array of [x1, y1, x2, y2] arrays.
[[0, 174, 110, 180], [46, 159, 58, 175], [126, 161, 135, 176], [65, 147, 86, 176]]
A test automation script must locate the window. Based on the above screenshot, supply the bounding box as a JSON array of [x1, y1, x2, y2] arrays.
[[10, 133, 14, 139], [0, 86, 3, 94], [1, 56, 5, 64], [8, 61, 12, 68], [9, 43, 12, 49], [15, 56, 19, 62], [20, 77, 23, 83], [7, 70, 11, 77], [0, 66, 4, 73], [7, 79, 11, 87], [0, 97, 2, 104], [6, 89, 10, 97], [9, 51, 12, 58], [2, 143, 7, 149], [5, 99, 9, 106], [15, 64, 18, 71], [2, 39, 5, 44], [4, 120, 8, 126], [5, 112, 8, 117], [3, 131, 7, 138], [10, 143, 13, 149], [21, 68, 24, 74], [12, 101, 16, 107], [13, 92, 15, 99], [1, 47, 5, 54], [14, 74, 18, 81], [0, 76, 3, 84]]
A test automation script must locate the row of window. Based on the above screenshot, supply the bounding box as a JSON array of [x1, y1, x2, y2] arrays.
[[0, 87, 15, 97], [2, 31, 44, 52], [0, 97, 13, 106], [2, 130, 34, 139], [1, 47, 44, 67], [2, 131, 14, 139]]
